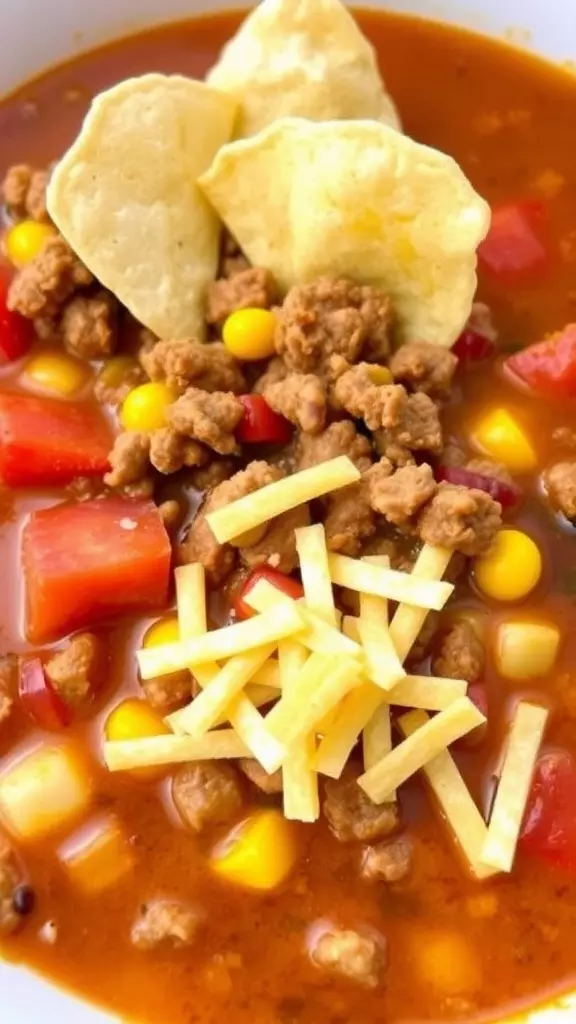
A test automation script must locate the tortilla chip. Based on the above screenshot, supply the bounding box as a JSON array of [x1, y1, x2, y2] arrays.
[[207, 0, 401, 139], [47, 75, 237, 341], [199, 118, 490, 347]]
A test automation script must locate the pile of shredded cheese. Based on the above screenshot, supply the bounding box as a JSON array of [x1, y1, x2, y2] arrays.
[[102, 456, 549, 879]]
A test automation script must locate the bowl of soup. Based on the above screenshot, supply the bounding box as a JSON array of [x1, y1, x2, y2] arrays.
[[0, 1, 575, 1023]]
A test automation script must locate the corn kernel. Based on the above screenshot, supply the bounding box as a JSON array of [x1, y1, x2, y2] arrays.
[[470, 407, 537, 473], [212, 809, 297, 891], [120, 381, 178, 432], [366, 365, 392, 385], [223, 308, 277, 361], [496, 620, 560, 679], [97, 355, 139, 392], [143, 614, 181, 649], [105, 698, 170, 780], [22, 349, 91, 397], [475, 529, 542, 601], [5, 220, 56, 267]]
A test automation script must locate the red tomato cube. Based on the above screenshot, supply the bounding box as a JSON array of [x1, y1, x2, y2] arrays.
[[478, 201, 547, 279], [23, 497, 172, 643]]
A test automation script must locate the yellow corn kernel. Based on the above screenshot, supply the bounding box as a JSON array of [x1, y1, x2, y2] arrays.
[[105, 698, 170, 780], [366, 365, 392, 386], [223, 308, 277, 361], [5, 220, 56, 267], [212, 809, 297, 891], [143, 614, 181, 649], [475, 529, 542, 601], [97, 355, 139, 391], [495, 620, 560, 679], [120, 381, 178, 432], [470, 407, 537, 473], [22, 350, 91, 397]]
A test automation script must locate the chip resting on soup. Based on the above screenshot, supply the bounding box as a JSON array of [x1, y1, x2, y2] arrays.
[[199, 117, 491, 347], [206, 0, 401, 138], [47, 74, 237, 341]]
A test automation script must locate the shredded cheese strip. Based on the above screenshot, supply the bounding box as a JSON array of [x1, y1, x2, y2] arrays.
[[138, 603, 304, 679], [250, 661, 281, 690], [265, 653, 362, 746], [363, 703, 393, 778], [279, 639, 319, 822], [226, 691, 286, 774], [175, 563, 208, 636], [328, 552, 453, 611], [104, 731, 250, 771], [357, 619, 405, 691], [399, 709, 496, 880], [245, 579, 361, 658], [295, 524, 337, 627], [389, 545, 453, 663], [207, 456, 360, 543], [358, 696, 485, 803], [480, 702, 549, 873], [315, 682, 384, 779], [389, 675, 467, 710], [173, 644, 276, 739]]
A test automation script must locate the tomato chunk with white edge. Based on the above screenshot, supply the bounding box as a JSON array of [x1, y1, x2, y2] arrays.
[[478, 201, 547, 279], [23, 497, 171, 643], [0, 392, 112, 486], [519, 750, 576, 874]]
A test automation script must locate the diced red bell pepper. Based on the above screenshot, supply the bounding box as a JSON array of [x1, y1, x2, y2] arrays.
[[23, 497, 171, 643], [0, 392, 113, 487], [437, 465, 520, 508], [19, 658, 72, 731], [519, 751, 576, 875], [234, 567, 304, 620], [236, 395, 293, 445], [504, 325, 576, 399], [452, 328, 496, 362], [0, 277, 34, 363], [478, 201, 547, 279]]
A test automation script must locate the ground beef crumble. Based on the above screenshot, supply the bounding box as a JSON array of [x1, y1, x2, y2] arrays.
[[7, 236, 93, 319], [325, 481, 377, 556], [324, 769, 400, 843], [263, 373, 327, 434], [374, 390, 443, 464], [131, 900, 200, 950], [239, 502, 310, 572], [206, 267, 278, 325], [296, 421, 373, 473], [361, 836, 413, 883], [150, 429, 208, 475], [389, 341, 457, 398], [418, 484, 501, 556], [45, 633, 104, 706], [2, 164, 50, 221], [167, 388, 243, 455], [367, 460, 437, 527], [239, 759, 283, 795], [61, 291, 118, 360], [104, 432, 151, 489], [311, 928, 385, 988], [545, 462, 576, 520], [432, 620, 485, 683], [172, 761, 242, 833], [141, 339, 246, 394]]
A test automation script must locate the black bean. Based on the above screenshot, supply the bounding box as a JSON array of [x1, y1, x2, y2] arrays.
[[12, 885, 35, 916]]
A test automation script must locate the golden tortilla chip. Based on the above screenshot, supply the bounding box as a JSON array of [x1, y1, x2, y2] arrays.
[[207, 0, 401, 139], [199, 118, 491, 347], [48, 75, 237, 341]]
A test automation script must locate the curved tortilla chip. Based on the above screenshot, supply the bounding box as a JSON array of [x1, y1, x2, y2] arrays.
[[199, 118, 491, 347], [207, 0, 400, 139], [48, 75, 236, 341]]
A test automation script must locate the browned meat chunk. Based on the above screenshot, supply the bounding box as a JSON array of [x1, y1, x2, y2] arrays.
[[311, 928, 385, 988], [432, 620, 485, 683], [389, 341, 457, 398], [374, 390, 443, 464], [2, 164, 49, 221], [465, 458, 514, 485], [149, 428, 208, 475], [332, 364, 394, 429], [104, 432, 151, 489], [239, 502, 310, 573], [131, 900, 200, 950], [296, 421, 373, 473], [172, 761, 242, 833], [61, 291, 118, 360], [239, 759, 283, 794], [367, 461, 437, 527], [140, 669, 192, 710], [361, 533, 418, 573], [168, 389, 243, 455], [206, 267, 278, 325], [141, 340, 246, 394], [253, 356, 287, 394], [263, 373, 327, 434], [7, 236, 92, 319], [0, 656, 16, 726], [545, 462, 576, 520], [45, 633, 104, 706], [409, 610, 440, 663], [191, 459, 236, 492], [324, 481, 376, 556], [324, 770, 400, 843], [361, 836, 413, 883], [0, 833, 28, 936], [179, 461, 283, 587], [418, 483, 501, 556], [276, 278, 392, 372]]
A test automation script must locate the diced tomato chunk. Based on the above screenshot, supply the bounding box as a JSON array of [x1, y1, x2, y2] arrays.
[[519, 750, 576, 874], [233, 567, 304, 620], [452, 329, 496, 363], [478, 201, 547, 279], [0, 277, 34, 363], [505, 325, 576, 399], [437, 465, 520, 508], [0, 392, 113, 486], [236, 395, 293, 445], [19, 658, 72, 731], [23, 497, 171, 643]]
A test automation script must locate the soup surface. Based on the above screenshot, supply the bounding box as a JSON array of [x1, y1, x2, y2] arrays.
[[0, 8, 576, 1024]]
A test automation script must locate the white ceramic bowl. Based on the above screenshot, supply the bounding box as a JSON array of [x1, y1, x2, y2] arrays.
[[1, 1, 575, 1021]]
